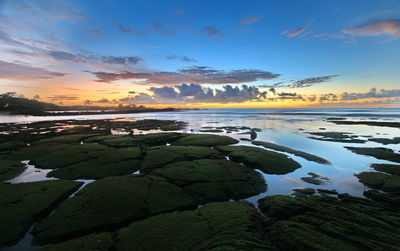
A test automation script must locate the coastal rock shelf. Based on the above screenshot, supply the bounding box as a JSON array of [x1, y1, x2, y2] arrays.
[[1, 118, 399, 250]]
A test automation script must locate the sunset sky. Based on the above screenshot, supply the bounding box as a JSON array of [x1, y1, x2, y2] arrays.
[[0, 0, 399, 108]]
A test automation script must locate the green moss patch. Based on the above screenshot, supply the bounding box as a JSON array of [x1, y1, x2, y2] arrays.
[[10, 144, 143, 179], [355, 172, 400, 192], [371, 163, 400, 176], [0, 160, 26, 181], [258, 194, 400, 250], [0, 140, 27, 152], [140, 146, 224, 172], [151, 159, 267, 204], [307, 132, 366, 143], [215, 145, 301, 174], [32, 175, 195, 244], [96, 133, 183, 147], [172, 134, 239, 146], [368, 137, 400, 145], [36, 134, 100, 144], [345, 147, 400, 163], [0, 180, 82, 247], [253, 140, 331, 165], [301, 172, 330, 185]]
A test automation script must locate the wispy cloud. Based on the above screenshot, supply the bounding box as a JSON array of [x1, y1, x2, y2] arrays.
[[89, 65, 280, 84], [201, 26, 223, 37], [165, 55, 197, 63], [343, 18, 400, 36], [240, 16, 262, 26], [119, 83, 268, 104], [284, 26, 308, 37], [0, 60, 66, 81], [117, 24, 149, 36], [85, 29, 104, 35]]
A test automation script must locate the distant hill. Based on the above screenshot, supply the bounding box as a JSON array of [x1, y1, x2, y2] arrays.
[[0, 93, 177, 116], [0, 93, 59, 115]]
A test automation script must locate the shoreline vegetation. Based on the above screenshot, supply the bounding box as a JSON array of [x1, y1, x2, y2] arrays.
[[0, 92, 188, 116], [1, 117, 400, 249]]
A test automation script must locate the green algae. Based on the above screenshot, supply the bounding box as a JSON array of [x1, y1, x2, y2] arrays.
[[258, 194, 400, 250], [172, 134, 239, 146], [99, 133, 183, 147], [368, 137, 400, 145], [151, 159, 267, 204], [36, 134, 100, 144], [9, 143, 144, 179], [371, 163, 400, 176], [253, 140, 331, 165], [39, 232, 114, 251], [356, 172, 400, 192], [140, 145, 224, 172], [0, 180, 82, 247], [215, 145, 301, 174], [292, 188, 316, 195], [32, 175, 195, 244], [41, 202, 268, 251], [308, 132, 366, 143], [0, 160, 26, 181], [301, 172, 330, 185], [345, 147, 400, 163]]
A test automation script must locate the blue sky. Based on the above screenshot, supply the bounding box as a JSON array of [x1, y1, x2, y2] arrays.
[[0, 0, 399, 107]]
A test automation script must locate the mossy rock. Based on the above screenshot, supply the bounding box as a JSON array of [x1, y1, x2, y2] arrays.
[[0, 140, 27, 152], [0, 160, 26, 181], [172, 134, 239, 147], [0, 180, 82, 247], [292, 188, 316, 195], [308, 132, 366, 143], [44, 202, 268, 250], [46, 147, 143, 180], [356, 172, 400, 192], [258, 195, 400, 250], [32, 175, 195, 244], [215, 145, 301, 174], [151, 159, 267, 204], [371, 163, 400, 176], [368, 137, 400, 145], [36, 134, 100, 144], [345, 147, 400, 163], [39, 232, 114, 251], [141, 146, 224, 172], [100, 133, 183, 147], [253, 140, 331, 165], [9, 143, 111, 169], [300, 172, 330, 185], [10, 144, 143, 179]]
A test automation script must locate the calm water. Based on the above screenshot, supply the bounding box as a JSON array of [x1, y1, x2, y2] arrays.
[[2, 108, 400, 201], [2, 108, 400, 250]]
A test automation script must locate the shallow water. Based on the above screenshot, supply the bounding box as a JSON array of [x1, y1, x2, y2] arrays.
[[2, 108, 400, 249], [2, 108, 400, 200]]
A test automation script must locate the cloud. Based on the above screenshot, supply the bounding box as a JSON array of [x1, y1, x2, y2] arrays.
[[86, 29, 103, 35], [278, 92, 297, 97], [152, 21, 175, 35], [165, 55, 197, 63], [291, 75, 339, 88], [117, 24, 149, 36], [285, 26, 308, 37], [201, 26, 223, 37], [240, 16, 262, 26], [119, 84, 268, 104], [120, 93, 156, 104], [47, 95, 78, 101], [343, 18, 400, 36], [340, 88, 400, 100], [0, 60, 66, 81], [89, 66, 279, 84]]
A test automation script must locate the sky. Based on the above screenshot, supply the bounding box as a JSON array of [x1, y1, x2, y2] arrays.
[[0, 0, 400, 108]]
